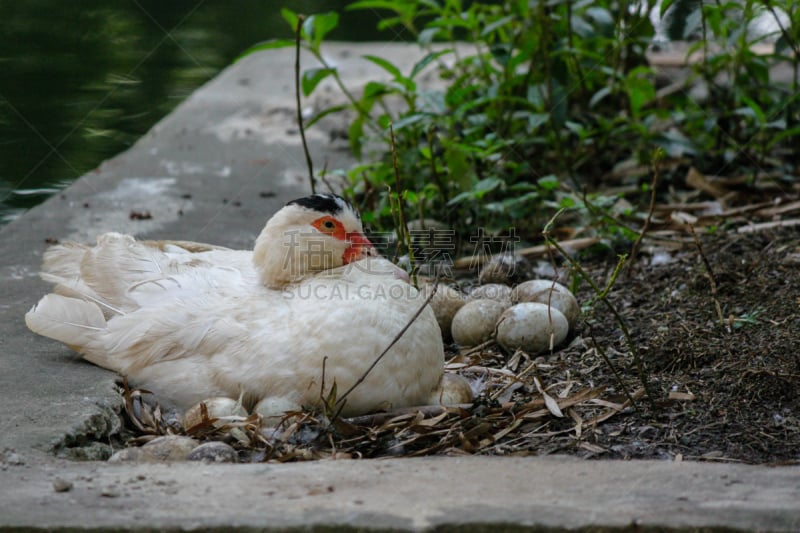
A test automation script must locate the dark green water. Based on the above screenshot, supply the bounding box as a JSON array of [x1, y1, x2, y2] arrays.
[[0, 1, 396, 223]]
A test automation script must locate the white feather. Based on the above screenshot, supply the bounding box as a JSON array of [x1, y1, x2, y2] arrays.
[[25, 294, 107, 362]]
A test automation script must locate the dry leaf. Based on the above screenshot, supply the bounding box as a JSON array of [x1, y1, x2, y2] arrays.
[[668, 391, 696, 401]]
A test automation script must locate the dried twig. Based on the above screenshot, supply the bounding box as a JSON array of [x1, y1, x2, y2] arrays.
[[543, 211, 653, 408], [452, 237, 598, 269], [626, 151, 661, 277], [333, 282, 439, 416], [687, 223, 726, 328], [388, 124, 417, 285]]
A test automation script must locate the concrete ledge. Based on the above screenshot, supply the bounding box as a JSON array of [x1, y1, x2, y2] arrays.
[[2, 455, 799, 531]]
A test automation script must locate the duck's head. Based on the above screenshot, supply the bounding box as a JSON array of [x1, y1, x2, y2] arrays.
[[253, 193, 376, 288]]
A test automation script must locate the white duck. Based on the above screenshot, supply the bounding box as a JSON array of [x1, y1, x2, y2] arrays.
[[25, 194, 451, 418]]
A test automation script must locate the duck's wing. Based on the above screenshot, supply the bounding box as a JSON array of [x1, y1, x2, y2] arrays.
[[38, 233, 243, 316], [27, 232, 256, 366]]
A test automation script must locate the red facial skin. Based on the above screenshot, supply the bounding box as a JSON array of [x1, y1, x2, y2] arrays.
[[311, 216, 375, 264]]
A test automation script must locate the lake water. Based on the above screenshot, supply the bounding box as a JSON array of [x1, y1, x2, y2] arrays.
[[0, 1, 397, 223]]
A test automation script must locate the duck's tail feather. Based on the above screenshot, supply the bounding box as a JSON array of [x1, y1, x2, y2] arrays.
[[25, 294, 112, 367], [39, 233, 151, 316]]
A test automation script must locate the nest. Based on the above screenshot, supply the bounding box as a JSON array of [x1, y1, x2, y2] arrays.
[[121, 335, 642, 462]]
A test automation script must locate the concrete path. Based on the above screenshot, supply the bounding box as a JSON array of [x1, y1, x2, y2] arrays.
[[1, 43, 798, 532]]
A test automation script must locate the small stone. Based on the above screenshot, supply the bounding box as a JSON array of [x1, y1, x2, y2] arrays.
[[65, 442, 112, 461], [187, 441, 238, 463], [1, 449, 25, 466], [108, 448, 144, 463], [52, 477, 73, 493], [108, 436, 200, 463], [141, 436, 200, 461]]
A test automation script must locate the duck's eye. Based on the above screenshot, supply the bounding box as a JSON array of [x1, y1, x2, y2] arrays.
[[312, 216, 345, 239]]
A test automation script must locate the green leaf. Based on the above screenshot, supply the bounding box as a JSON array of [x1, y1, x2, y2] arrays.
[[767, 126, 800, 149], [348, 116, 365, 159], [738, 95, 766, 125], [527, 112, 550, 130], [446, 191, 474, 206], [444, 144, 472, 192], [589, 86, 612, 108], [363, 54, 403, 79], [474, 177, 503, 194], [303, 12, 339, 52], [418, 27, 442, 46], [281, 8, 299, 31], [660, 0, 676, 17], [664, 0, 702, 40], [537, 175, 560, 191], [585, 7, 613, 29], [489, 43, 512, 66], [392, 113, 431, 130], [235, 40, 295, 61], [480, 15, 514, 37], [410, 49, 453, 79], [625, 67, 655, 118], [305, 103, 350, 129], [363, 80, 391, 99], [775, 34, 791, 55], [301, 67, 336, 96], [377, 17, 406, 32], [570, 14, 595, 38], [346, 0, 408, 13]]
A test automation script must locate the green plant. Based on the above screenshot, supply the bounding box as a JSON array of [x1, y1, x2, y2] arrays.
[[662, 0, 800, 175], [240, 0, 799, 253]]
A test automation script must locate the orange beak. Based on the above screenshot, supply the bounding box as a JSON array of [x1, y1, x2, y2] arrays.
[[343, 232, 375, 264]]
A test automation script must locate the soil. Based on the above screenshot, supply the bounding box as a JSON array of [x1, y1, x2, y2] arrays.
[[529, 225, 800, 463]]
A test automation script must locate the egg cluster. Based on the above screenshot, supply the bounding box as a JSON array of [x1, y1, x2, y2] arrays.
[[425, 255, 579, 355]]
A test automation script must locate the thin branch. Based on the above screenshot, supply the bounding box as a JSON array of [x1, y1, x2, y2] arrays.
[[687, 223, 726, 328], [294, 15, 316, 194], [543, 212, 653, 408], [334, 282, 439, 417], [587, 324, 636, 408], [626, 151, 662, 277], [389, 124, 417, 286]]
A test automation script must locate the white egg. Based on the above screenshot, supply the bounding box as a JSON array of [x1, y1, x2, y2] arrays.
[[254, 396, 302, 426], [421, 283, 466, 340], [496, 303, 569, 354], [451, 299, 510, 347], [428, 373, 474, 405], [511, 279, 580, 331], [183, 397, 248, 431]]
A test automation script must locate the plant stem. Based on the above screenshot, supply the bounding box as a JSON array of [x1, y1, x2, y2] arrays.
[[626, 150, 662, 277], [333, 282, 439, 419], [294, 15, 316, 194], [310, 50, 383, 136], [389, 124, 417, 286], [543, 212, 654, 408]]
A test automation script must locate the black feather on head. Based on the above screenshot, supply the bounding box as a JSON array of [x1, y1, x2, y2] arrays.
[[287, 194, 359, 219]]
